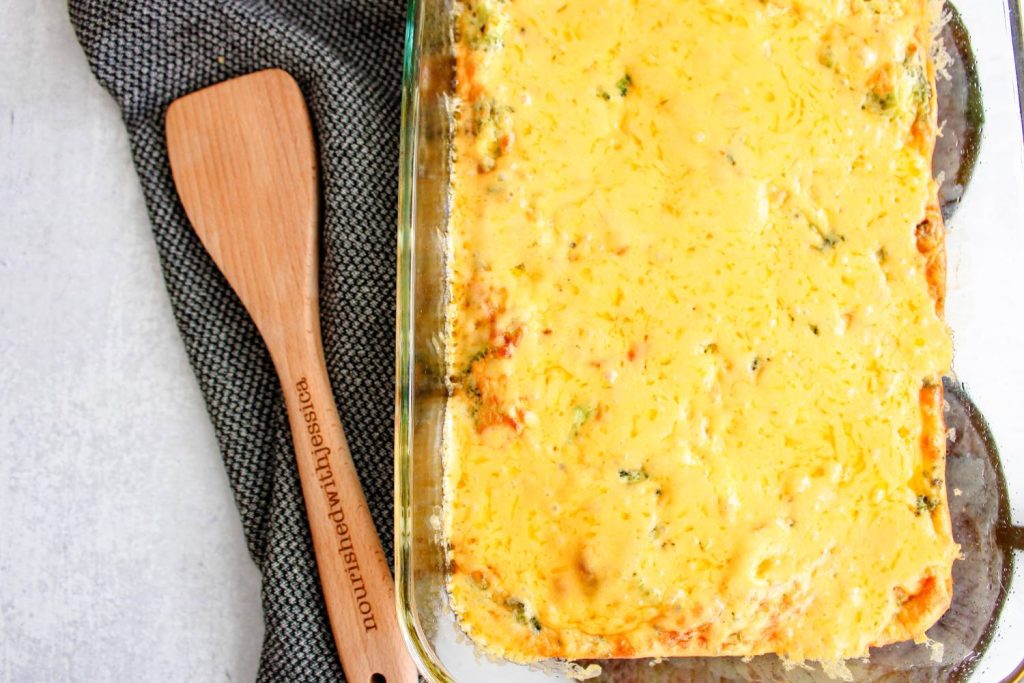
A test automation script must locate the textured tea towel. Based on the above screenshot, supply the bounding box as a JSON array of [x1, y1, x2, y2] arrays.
[[68, 1, 407, 680]]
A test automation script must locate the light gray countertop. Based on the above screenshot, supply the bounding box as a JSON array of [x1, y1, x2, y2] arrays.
[[4, 2, 1024, 683], [0, 1, 263, 680]]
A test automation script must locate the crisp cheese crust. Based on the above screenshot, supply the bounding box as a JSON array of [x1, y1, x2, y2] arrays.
[[444, 0, 958, 665]]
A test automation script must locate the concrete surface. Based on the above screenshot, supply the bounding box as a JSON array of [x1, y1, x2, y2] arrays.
[[3, 2, 1023, 683], [0, 2, 264, 680]]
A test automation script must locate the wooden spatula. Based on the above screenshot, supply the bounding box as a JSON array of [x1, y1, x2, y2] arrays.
[[165, 69, 417, 683]]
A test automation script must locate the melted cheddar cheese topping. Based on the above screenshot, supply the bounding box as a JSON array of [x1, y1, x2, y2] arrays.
[[444, 0, 958, 664]]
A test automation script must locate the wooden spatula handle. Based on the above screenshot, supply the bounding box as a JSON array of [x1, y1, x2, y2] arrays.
[[275, 339, 417, 683]]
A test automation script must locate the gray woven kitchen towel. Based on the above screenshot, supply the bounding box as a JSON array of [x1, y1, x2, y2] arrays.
[[68, 1, 406, 680]]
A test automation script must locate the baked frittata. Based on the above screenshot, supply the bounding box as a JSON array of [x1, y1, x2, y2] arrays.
[[444, 0, 957, 665]]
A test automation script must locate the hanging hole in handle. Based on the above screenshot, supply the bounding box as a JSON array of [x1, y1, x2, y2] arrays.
[[370, 674, 386, 683]]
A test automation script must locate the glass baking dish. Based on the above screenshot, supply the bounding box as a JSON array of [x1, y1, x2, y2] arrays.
[[394, 0, 1024, 680]]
